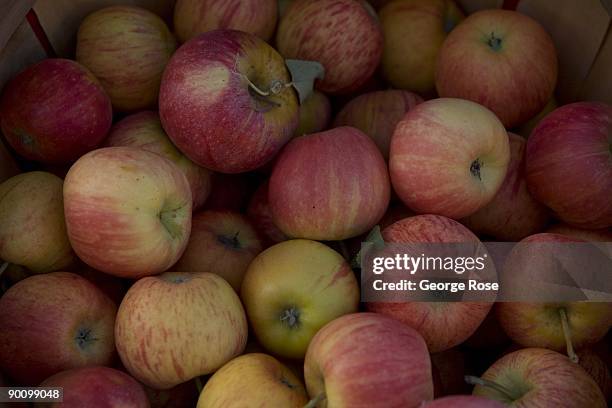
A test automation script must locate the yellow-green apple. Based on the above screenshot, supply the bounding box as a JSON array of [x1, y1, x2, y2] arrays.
[[196, 353, 308, 407], [276, 0, 382, 94], [460, 133, 549, 240], [247, 180, 289, 247], [436, 9, 558, 128], [172, 210, 263, 291], [576, 348, 612, 402], [63, 147, 192, 278], [390, 98, 509, 219], [76, 6, 176, 111], [0, 172, 74, 273], [38, 366, 148, 408], [333, 89, 423, 159], [379, 0, 464, 95], [174, 0, 277, 43], [470, 348, 606, 407], [294, 90, 332, 136], [115, 272, 247, 389], [204, 173, 257, 212], [0, 59, 112, 164], [516, 97, 557, 138], [424, 395, 505, 408], [145, 380, 199, 408], [526, 102, 612, 228], [241, 239, 359, 359], [0, 272, 116, 385], [304, 312, 433, 407], [366, 215, 493, 353], [106, 111, 212, 209], [0, 139, 19, 183], [159, 29, 298, 173], [269, 126, 390, 240]]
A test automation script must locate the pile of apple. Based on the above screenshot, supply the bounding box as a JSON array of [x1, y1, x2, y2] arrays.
[[0, 0, 610, 407]]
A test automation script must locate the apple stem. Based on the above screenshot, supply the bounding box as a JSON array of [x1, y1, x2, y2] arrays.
[[242, 74, 292, 97], [465, 375, 517, 401], [559, 308, 579, 363], [303, 392, 326, 408], [0, 261, 8, 279], [195, 376, 203, 394]]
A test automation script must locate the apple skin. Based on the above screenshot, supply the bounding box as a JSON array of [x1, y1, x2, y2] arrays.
[[276, 0, 383, 94], [333, 89, 423, 159], [424, 395, 505, 408], [546, 224, 612, 242], [577, 348, 612, 402], [380, 0, 464, 96], [460, 132, 549, 241], [174, 0, 277, 43], [526, 102, 612, 228], [159, 29, 298, 173], [0, 172, 75, 273], [0, 59, 112, 164], [436, 9, 558, 128], [390, 98, 509, 219], [0, 272, 116, 385], [241, 239, 359, 359], [247, 180, 289, 246], [0, 139, 19, 183], [294, 90, 332, 137], [304, 312, 433, 407], [269, 126, 390, 240], [115, 272, 247, 390], [473, 348, 606, 407], [197, 353, 308, 407], [38, 366, 148, 408], [172, 210, 263, 291], [106, 111, 212, 210], [76, 6, 176, 112], [63, 147, 192, 278], [366, 215, 493, 353]]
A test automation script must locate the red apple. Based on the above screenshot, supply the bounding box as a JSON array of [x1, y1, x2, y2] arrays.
[[436, 9, 558, 128], [172, 210, 263, 291], [269, 126, 390, 240], [0, 272, 116, 385], [546, 223, 612, 259], [106, 111, 212, 210], [0, 59, 112, 164], [63, 147, 192, 278], [424, 395, 505, 408], [160, 29, 298, 173], [115, 272, 247, 389], [333, 89, 423, 159], [76, 6, 176, 111], [526, 102, 612, 228], [294, 90, 332, 137], [0, 139, 19, 183], [390, 98, 509, 219], [276, 0, 382, 94], [460, 132, 549, 240], [576, 348, 612, 402], [174, 0, 277, 43], [39, 366, 148, 408], [246, 180, 288, 246], [304, 313, 433, 407], [366, 215, 493, 353]]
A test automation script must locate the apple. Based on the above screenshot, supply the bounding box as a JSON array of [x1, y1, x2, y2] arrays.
[[516, 97, 557, 138], [276, 0, 382, 94], [241, 239, 358, 359], [436, 9, 558, 128], [304, 312, 433, 407], [174, 0, 277, 43], [269, 126, 390, 240], [577, 348, 612, 402], [546, 223, 612, 243], [0, 272, 116, 385], [197, 353, 308, 407], [526, 102, 612, 228], [172, 210, 263, 291], [470, 348, 606, 407], [145, 380, 199, 408], [424, 395, 505, 408], [0, 139, 19, 183], [460, 132, 549, 240], [76, 6, 176, 111], [0, 172, 74, 273], [380, 0, 464, 95], [106, 111, 212, 210], [247, 180, 288, 246], [160, 29, 298, 173], [366, 215, 493, 353], [294, 90, 332, 137], [63, 147, 192, 278], [115, 272, 247, 389], [0, 59, 112, 164], [39, 366, 148, 408], [333, 89, 423, 159], [390, 98, 509, 219]]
